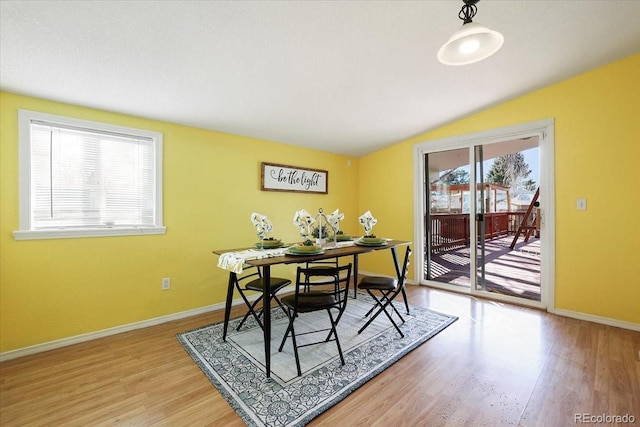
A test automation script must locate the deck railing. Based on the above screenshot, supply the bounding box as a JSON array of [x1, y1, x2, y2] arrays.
[[428, 212, 527, 253]]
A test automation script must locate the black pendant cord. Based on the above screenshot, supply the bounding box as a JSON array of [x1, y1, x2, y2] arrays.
[[459, 0, 479, 24]]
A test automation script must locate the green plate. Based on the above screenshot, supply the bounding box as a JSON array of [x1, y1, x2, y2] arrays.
[[255, 241, 283, 248], [336, 235, 353, 241], [354, 238, 387, 247], [286, 247, 325, 256]]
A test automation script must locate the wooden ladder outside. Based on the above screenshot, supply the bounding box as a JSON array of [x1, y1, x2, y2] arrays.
[[509, 187, 540, 249]]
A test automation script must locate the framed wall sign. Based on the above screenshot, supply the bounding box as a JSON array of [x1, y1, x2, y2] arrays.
[[261, 162, 328, 194]]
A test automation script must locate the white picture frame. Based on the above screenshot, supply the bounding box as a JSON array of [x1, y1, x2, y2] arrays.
[[261, 162, 328, 194]]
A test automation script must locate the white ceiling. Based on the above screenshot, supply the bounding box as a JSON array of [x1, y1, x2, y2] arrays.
[[2, 1, 639, 158]]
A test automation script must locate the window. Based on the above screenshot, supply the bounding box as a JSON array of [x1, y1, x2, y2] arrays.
[[14, 110, 166, 240]]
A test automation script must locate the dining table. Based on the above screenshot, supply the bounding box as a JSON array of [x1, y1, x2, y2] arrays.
[[212, 238, 411, 378]]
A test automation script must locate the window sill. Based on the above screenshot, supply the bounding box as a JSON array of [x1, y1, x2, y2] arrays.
[[13, 226, 167, 241]]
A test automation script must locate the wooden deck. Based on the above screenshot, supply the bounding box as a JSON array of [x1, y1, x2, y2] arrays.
[[426, 235, 541, 300]]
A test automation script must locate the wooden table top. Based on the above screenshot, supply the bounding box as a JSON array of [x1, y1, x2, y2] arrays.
[[212, 239, 411, 267]]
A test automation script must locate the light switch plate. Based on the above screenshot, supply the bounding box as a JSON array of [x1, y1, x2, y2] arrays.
[[576, 198, 587, 210]]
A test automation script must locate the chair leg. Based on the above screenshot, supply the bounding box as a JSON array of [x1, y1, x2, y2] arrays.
[[236, 292, 264, 331], [385, 292, 406, 321], [254, 292, 288, 322], [358, 291, 405, 338], [324, 307, 340, 342], [364, 302, 377, 317], [278, 309, 295, 351], [235, 310, 252, 331], [327, 309, 345, 366], [237, 290, 289, 332], [376, 299, 405, 337], [272, 294, 288, 316], [332, 287, 349, 325], [279, 307, 303, 376], [363, 290, 405, 323], [289, 322, 301, 376], [278, 315, 302, 376], [401, 286, 410, 315]]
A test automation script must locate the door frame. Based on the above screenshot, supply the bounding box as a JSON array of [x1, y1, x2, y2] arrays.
[[412, 119, 555, 310]]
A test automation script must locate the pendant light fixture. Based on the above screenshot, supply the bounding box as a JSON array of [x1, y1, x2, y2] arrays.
[[437, 0, 504, 66]]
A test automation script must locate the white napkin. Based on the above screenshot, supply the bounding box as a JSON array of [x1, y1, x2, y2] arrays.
[[358, 210, 378, 235], [217, 247, 289, 273]]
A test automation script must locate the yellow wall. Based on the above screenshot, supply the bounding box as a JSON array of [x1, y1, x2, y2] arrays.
[[357, 53, 640, 324], [2, 54, 639, 354], [0, 92, 360, 352]]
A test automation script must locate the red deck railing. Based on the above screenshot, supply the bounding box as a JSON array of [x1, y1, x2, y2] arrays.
[[429, 212, 527, 253]]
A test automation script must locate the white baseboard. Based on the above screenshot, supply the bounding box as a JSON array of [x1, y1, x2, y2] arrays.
[[0, 284, 303, 363], [0, 291, 277, 363], [5, 281, 633, 362], [549, 308, 640, 332], [362, 271, 638, 331]]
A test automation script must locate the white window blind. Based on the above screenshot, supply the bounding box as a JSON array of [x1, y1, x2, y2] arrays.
[[15, 110, 165, 240]]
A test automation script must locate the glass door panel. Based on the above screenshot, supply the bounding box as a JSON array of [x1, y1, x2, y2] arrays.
[[422, 139, 542, 303], [474, 145, 487, 292], [424, 148, 471, 289], [472, 140, 542, 302]]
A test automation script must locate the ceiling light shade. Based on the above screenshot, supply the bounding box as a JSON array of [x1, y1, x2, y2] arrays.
[[437, 22, 504, 66], [437, 0, 504, 66]]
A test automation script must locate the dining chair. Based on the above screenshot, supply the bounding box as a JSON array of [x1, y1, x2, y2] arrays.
[[233, 265, 291, 332], [303, 257, 340, 291], [278, 263, 352, 376], [357, 246, 412, 338]]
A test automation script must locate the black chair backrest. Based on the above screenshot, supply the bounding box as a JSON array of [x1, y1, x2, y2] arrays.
[[305, 257, 339, 270], [298, 263, 351, 285], [295, 264, 352, 305], [303, 257, 340, 287], [235, 265, 262, 286]]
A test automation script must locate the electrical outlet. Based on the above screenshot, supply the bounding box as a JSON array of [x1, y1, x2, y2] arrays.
[[162, 277, 171, 290]]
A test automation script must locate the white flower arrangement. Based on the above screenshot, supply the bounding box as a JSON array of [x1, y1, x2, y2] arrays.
[[327, 209, 344, 233], [293, 209, 316, 242], [358, 210, 377, 236], [250, 212, 273, 240]]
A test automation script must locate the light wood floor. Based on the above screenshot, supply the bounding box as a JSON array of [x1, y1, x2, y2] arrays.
[[1, 285, 639, 426]]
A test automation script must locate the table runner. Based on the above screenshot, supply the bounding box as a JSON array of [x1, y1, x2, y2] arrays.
[[216, 241, 357, 273]]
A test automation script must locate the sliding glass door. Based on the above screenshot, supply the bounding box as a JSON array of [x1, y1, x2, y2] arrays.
[[420, 132, 546, 306]]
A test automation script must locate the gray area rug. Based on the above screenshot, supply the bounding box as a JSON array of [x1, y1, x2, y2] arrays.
[[177, 293, 457, 426]]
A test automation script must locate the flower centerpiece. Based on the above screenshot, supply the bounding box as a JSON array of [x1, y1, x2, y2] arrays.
[[310, 208, 339, 245], [327, 209, 350, 241], [311, 223, 330, 241], [293, 209, 319, 251], [251, 212, 280, 248], [358, 210, 382, 243]]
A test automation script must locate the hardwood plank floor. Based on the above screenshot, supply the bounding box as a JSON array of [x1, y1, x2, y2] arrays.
[[1, 285, 638, 426]]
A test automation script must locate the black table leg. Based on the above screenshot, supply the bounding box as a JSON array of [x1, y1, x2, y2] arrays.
[[263, 265, 271, 378], [222, 272, 235, 341], [352, 254, 358, 298]]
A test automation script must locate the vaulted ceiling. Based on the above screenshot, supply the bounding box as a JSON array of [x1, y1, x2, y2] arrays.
[[2, 1, 639, 157]]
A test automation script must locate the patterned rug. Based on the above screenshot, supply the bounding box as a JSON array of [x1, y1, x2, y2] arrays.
[[177, 293, 457, 426]]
